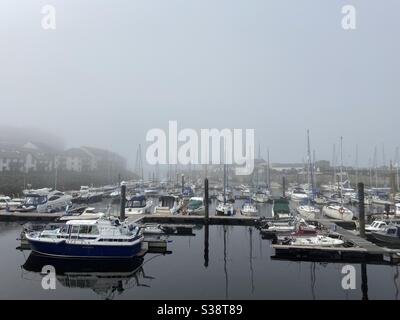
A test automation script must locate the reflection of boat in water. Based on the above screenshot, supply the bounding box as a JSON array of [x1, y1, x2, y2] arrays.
[[22, 253, 149, 299]]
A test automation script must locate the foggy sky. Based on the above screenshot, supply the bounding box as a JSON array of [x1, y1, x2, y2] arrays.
[[1, 0, 399, 169]]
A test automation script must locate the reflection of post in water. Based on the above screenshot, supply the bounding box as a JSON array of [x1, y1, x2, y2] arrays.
[[361, 263, 368, 300], [249, 227, 255, 294], [310, 262, 316, 300], [394, 265, 399, 300], [204, 223, 209, 268], [223, 225, 229, 299]]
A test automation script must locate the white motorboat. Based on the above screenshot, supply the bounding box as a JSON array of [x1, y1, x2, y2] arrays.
[[125, 195, 153, 215], [59, 207, 105, 221], [187, 197, 205, 215], [22, 188, 52, 196], [396, 203, 400, 216], [0, 196, 22, 210], [365, 220, 387, 233], [241, 200, 258, 216], [371, 195, 392, 206], [251, 191, 269, 203], [216, 202, 234, 216], [36, 190, 73, 213], [297, 205, 320, 220], [261, 218, 315, 235], [290, 188, 309, 202], [153, 195, 182, 215], [322, 205, 353, 221], [289, 235, 344, 247], [142, 224, 165, 235]]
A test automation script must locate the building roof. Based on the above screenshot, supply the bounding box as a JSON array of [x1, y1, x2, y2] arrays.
[[81, 146, 125, 163], [63, 148, 92, 159]]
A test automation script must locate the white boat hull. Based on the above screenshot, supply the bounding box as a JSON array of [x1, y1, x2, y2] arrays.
[[322, 205, 353, 221]]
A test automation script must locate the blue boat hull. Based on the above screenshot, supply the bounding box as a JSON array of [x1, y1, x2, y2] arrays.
[[28, 238, 143, 259]]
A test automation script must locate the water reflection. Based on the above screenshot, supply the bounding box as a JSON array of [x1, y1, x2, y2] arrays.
[[22, 253, 151, 300], [249, 227, 255, 294], [223, 225, 229, 299]]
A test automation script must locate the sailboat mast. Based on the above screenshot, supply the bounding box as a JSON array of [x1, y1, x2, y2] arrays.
[[223, 142, 227, 204], [374, 146, 378, 188], [355, 144, 359, 187], [267, 148, 271, 189], [312, 149, 316, 196], [395, 146, 399, 192], [340, 137, 344, 206], [332, 144, 336, 187], [307, 130, 312, 200]]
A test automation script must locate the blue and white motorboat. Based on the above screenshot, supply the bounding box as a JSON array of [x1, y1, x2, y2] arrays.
[[25, 218, 144, 259], [182, 187, 194, 199]]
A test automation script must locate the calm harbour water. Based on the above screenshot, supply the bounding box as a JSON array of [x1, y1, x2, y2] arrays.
[[0, 200, 399, 300]]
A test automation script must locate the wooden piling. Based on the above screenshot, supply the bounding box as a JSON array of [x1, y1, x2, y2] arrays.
[[358, 182, 366, 239], [282, 176, 286, 198], [120, 183, 126, 221], [204, 178, 209, 223]]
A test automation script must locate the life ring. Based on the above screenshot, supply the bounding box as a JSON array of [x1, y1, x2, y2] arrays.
[[339, 207, 345, 214]]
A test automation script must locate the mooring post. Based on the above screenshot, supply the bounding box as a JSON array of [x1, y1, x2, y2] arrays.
[[204, 178, 210, 267], [282, 176, 286, 198], [120, 182, 126, 221], [358, 182, 366, 238], [204, 178, 209, 223]]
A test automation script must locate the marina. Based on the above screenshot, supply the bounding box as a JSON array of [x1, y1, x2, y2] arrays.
[[1, 173, 400, 299], [2, 1, 400, 302]]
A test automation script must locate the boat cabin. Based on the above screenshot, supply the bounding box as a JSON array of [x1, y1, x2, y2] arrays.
[[126, 195, 147, 208]]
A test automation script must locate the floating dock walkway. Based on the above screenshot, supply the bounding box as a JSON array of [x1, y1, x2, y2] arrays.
[[272, 218, 400, 264], [129, 213, 259, 226], [0, 211, 63, 222]]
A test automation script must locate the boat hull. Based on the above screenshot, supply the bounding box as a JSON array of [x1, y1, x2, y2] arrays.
[[371, 233, 400, 244], [322, 206, 353, 221], [28, 237, 143, 259]]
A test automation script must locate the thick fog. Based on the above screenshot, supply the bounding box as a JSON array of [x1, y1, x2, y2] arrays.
[[0, 0, 399, 169]]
